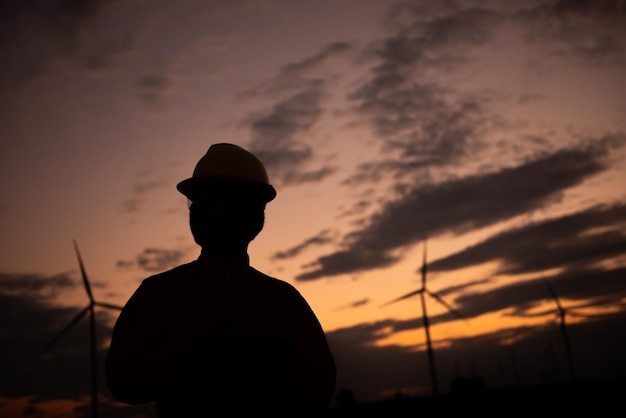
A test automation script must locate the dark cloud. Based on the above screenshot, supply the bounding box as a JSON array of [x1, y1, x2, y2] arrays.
[[84, 33, 136, 75], [388, 0, 626, 68], [117, 247, 185, 273], [430, 203, 626, 275], [345, 0, 626, 191], [0, 272, 155, 417], [335, 298, 371, 311], [386, 6, 503, 59], [133, 75, 174, 109], [354, 78, 480, 140], [239, 40, 359, 187], [271, 229, 335, 261], [249, 84, 322, 163], [133, 178, 169, 194], [120, 197, 142, 214], [327, 308, 626, 401], [240, 41, 354, 99], [337, 199, 373, 220], [553, 0, 626, 12], [0, 272, 75, 297], [115, 259, 135, 269], [0, 0, 133, 89], [346, 80, 487, 187], [0, 0, 109, 39], [350, 298, 370, 308], [343, 6, 505, 187], [523, 0, 626, 65], [299, 247, 397, 281], [281, 41, 352, 75], [248, 80, 336, 186], [436, 277, 494, 298], [136, 247, 184, 272], [297, 142, 613, 280], [454, 266, 626, 319], [120, 164, 181, 216], [280, 165, 337, 185]]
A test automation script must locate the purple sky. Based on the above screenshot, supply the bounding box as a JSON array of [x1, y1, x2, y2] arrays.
[[1, 0, 626, 416]]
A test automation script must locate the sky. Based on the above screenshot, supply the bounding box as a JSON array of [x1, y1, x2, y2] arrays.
[[1, 0, 626, 416]]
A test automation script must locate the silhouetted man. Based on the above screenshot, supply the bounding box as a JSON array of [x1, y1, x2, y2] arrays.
[[106, 143, 336, 417]]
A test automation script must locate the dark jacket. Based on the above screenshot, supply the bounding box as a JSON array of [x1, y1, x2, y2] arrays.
[[106, 252, 336, 417]]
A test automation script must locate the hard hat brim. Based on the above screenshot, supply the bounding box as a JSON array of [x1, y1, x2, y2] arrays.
[[177, 176, 277, 203]]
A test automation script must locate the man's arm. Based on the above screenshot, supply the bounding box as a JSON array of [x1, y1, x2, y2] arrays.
[[105, 281, 187, 404], [290, 291, 337, 409]]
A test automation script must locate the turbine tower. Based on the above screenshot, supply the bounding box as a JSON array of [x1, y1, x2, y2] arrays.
[[382, 239, 467, 396], [47, 241, 123, 418], [543, 278, 578, 382]]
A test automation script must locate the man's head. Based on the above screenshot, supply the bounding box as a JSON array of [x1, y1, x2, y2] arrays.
[[177, 144, 275, 251]]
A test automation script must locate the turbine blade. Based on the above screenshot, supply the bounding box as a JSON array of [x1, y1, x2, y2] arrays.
[[46, 305, 90, 351], [74, 241, 94, 303], [426, 290, 468, 321], [380, 288, 424, 307], [543, 278, 563, 311], [94, 301, 124, 311], [421, 238, 428, 287]]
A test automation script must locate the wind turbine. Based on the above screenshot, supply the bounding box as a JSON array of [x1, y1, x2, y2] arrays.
[[542, 278, 581, 383], [47, 241, 124, 418], [381, 239, 467, 396]]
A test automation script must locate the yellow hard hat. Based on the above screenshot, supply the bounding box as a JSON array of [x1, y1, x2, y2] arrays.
[[176, 143, 276, 202]]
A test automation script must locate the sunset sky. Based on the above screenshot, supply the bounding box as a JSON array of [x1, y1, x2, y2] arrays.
[[1, 0, 626, 416]]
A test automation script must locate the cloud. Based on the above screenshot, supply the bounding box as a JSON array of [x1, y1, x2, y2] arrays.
[[84, 33, 137, 75], [281, 41, 352, 75], [271, 229, 335, 260], [249, 82, 323, 160], [133, 178, 169, 194], [0, 0, 110, 41], [137, 247, 184, 272], [240, 41, 354, 99], [0, 0, 134, 89], [120, 163, 182, 216], [239, 40, 359, 187], [133, 74, 174, 109], [350, 298, 370, 308], [335, 298, 371, 311], [347, 82, 486, 187], [117, 247, 186, 273], [454, 266, 626, 319], [522, 0, 626, 66], [344, 0, 626, 191], [247, 80, 337, 185], [429, 202, 626, 276], [0, 272, 75, 297], [297, 141, 615, 281], [342, 7, 507, 187], [387, 0, 626, 69], [120, 198, 141, 214]]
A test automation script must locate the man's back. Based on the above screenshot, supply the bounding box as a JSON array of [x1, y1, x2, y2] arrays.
[[106, 254, 336, 416]]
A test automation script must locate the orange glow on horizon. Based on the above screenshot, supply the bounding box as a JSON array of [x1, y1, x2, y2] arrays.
[[0, 396, 88, 418]]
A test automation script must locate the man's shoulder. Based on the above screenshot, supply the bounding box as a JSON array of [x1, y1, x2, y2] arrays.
[[248, 267, 301, 294], [141, 261, 197, 286]]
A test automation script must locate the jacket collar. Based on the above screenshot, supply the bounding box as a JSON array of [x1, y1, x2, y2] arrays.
[[196, 249, 250, 267]]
